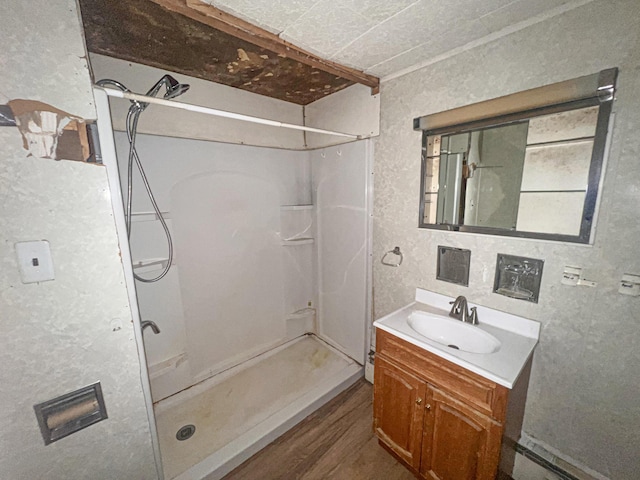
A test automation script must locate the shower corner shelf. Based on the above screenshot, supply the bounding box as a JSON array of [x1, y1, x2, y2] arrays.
[[132, 258, 173, 274], [281, 238, 314, 246], [286, 307, 316, 319], [280, 204, 314, 211], [131, 211, 171, 223]]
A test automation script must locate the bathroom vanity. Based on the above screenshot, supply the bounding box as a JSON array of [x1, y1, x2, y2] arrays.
[[373, 289, 539, 479]]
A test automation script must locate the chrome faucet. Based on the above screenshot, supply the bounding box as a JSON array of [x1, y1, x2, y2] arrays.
[[448, 296, 479, 325], [141, 320, 161, 334]]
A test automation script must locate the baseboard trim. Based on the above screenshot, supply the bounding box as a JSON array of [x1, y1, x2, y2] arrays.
[[515, 444, 580, 480]]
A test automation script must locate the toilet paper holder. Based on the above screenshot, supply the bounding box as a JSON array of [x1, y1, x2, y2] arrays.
[[34, 382, 108, 445]]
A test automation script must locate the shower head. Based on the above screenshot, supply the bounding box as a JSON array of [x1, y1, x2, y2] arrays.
[[164, 77, 191, 100], [127, 74, 190, 112], [146, 74, 190, 100], [97, 75, 190, 114]]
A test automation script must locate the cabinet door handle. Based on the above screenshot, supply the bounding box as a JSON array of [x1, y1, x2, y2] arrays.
[[425, 403, 431, 411], [416, 398, 423, 405]]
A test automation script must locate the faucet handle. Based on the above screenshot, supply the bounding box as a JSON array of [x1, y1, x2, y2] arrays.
[[448, 296, 467, 319], [469, 307, 479, 325]]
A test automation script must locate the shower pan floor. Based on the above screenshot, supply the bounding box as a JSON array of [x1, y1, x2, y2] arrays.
[[154, 335, 362, 480]]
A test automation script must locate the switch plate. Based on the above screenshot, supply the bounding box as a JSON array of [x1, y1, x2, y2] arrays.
[[561, 265, 596, 287], [561, 266, 581, 286], [15, 240, 55, 284], [619, 274, 640, 296]]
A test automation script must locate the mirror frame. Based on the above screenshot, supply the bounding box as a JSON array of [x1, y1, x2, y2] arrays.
[[414, 68, 617, 244]]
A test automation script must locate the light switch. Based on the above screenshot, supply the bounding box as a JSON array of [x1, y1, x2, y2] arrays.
[[15, 240, 55, 284]]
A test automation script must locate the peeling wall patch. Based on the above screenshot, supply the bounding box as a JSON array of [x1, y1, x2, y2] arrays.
[[8, 100, 90, 161]]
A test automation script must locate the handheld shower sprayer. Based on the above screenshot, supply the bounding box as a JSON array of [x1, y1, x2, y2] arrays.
[[96, 75, 190, 111], [140, 74, 190, 110], [95, 73, 190, 283]]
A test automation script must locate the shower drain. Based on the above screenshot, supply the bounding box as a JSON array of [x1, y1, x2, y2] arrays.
[[176, 424, 196, 441]]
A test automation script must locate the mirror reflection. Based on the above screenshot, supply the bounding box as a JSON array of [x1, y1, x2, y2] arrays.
[[422, 106, 599, 237]]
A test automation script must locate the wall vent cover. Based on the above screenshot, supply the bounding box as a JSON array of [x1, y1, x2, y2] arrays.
[[437, 246, 471, 286]]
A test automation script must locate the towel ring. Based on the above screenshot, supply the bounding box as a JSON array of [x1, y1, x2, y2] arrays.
[[382, 246, 403, 267]]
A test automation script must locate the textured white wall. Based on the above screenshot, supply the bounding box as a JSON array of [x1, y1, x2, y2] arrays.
[[304, 84, 380, 149], [373, 0, 640, 478], [0, 1, 157, 478], [0, 2, 95, 118]]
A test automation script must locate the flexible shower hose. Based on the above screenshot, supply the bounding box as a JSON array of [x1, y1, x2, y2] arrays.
[[125, 105, 174, 283]]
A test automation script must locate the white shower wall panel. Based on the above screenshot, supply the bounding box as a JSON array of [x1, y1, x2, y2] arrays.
[[172, 172, 286, 379], [114, 133, 312, 396], [312, 141, 369, 364]]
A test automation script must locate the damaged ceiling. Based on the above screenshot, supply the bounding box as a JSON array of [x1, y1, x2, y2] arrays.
[[78, 0, 378, 105], [79, 0, 587, 105]]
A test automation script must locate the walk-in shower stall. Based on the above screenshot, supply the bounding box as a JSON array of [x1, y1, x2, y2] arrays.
[[93, 63, 372, 479]]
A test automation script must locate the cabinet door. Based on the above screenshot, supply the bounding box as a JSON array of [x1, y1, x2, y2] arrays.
[[421, 385, 503, 480], [374, 355, 427, 470]]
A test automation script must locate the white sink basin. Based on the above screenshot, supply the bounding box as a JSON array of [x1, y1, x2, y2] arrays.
[[407, 310, 501, 354]]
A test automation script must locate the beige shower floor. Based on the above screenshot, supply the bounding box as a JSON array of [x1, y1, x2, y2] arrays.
[[154, 335, 360, 479]]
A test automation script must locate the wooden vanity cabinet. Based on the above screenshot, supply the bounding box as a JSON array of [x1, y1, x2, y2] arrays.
[[420, 385, 503, 479], [374, 329, 527, 480], [373, 355, 426, 469]]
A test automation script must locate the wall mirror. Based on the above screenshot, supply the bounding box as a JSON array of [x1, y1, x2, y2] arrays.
[[414, 68, 617, 244]]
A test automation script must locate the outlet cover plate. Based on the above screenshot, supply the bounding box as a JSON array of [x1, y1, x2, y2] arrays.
[[15, 240, 55, 284]]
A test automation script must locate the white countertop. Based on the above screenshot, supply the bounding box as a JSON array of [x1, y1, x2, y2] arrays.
[[373, 289, 540, 389]]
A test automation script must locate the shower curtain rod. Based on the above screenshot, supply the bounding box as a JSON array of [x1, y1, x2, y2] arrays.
[[98, 87, 360, 139]]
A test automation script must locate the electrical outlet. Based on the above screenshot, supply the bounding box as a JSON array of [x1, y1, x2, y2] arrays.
[[15, 240, 55, 284], [364, 361, 374, 384], [619, 274, 640, 296]]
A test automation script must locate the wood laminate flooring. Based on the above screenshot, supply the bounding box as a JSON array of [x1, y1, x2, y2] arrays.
[[222, 378, 416, 480]]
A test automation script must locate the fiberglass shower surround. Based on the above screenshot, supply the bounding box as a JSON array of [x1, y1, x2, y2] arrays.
[[98, 75, 371, 391], [113, 133, 370, 391], [96, 75, 190, 283], [95, 78, 371, 479]]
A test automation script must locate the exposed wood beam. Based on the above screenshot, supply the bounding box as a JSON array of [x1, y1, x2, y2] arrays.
[[80, 0, 356, 105], [149, 0, 380, 94]]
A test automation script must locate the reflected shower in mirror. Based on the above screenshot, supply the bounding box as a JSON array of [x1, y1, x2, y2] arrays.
[[431, 106, 597, 234], [415, 68, 617, 244]]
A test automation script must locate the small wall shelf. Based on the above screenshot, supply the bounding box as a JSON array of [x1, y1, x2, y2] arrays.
[[280, 204, 314, 211], [130, 211, 171, 223], [281, 238, 314, 246], [285, 307, 316, 320], [132, 258, 172, 273]]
